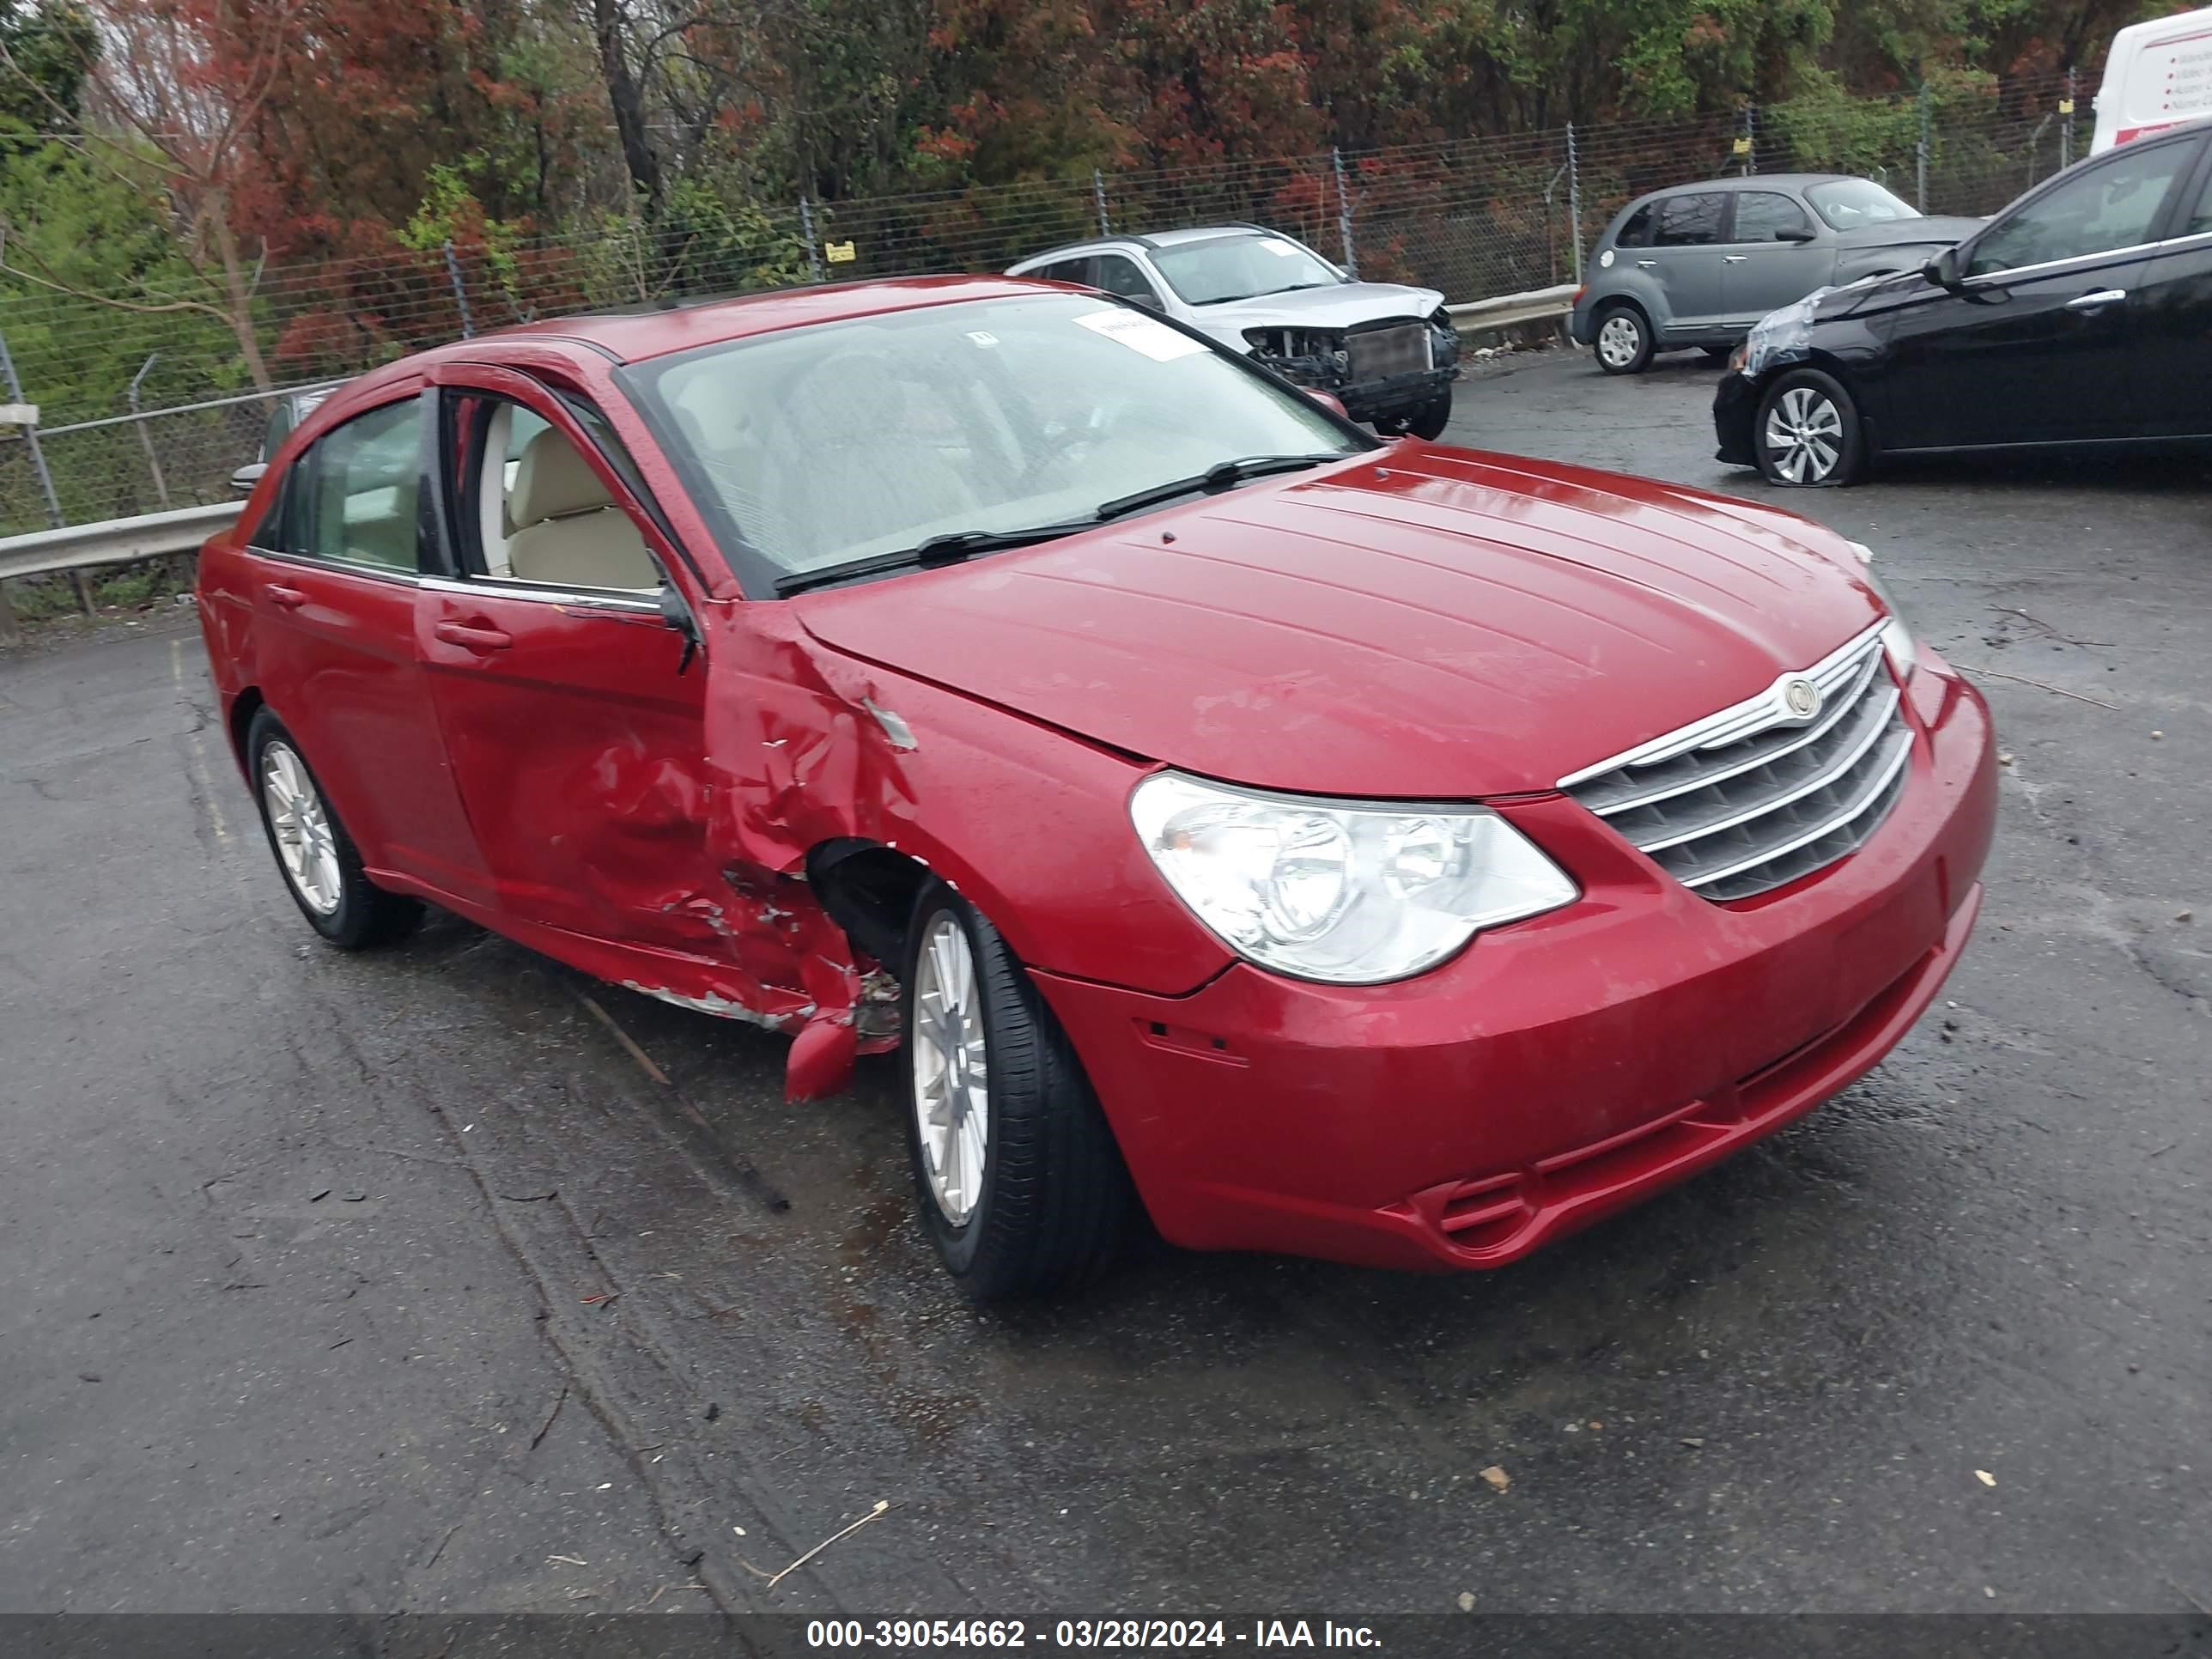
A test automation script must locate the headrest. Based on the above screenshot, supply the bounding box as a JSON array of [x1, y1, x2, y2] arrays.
[[510, 428, 615, 526]]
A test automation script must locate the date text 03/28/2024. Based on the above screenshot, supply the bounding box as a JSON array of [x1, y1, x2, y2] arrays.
[[806, 1620, 1383, 1649]]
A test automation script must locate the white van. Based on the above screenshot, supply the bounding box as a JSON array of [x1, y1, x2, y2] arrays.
[[2093, 6, 2212, 154]]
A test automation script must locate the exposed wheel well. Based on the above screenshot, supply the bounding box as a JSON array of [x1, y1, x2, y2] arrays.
[[1595, 295, 1650, 327], [227, 686, 266, 769], [806, 839, 934, 971]]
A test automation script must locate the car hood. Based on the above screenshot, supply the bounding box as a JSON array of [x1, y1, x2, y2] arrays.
[[790, 448, 1885, 799], [1832, 214, 1983, 252], [1189, 281, 1444, 343]]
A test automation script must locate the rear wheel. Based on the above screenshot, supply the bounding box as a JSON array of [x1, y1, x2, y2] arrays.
[[1753, 368, 1865, 487], [1593, 304, 1652, 375], [246, 708, 422, 949], [902, 885, 1132, 1300]]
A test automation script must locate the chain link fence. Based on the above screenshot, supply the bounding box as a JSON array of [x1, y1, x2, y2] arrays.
[[2, 68, 2092, 550]]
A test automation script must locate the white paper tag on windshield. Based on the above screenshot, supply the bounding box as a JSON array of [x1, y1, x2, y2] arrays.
[[1073, 308, 1207, 362]]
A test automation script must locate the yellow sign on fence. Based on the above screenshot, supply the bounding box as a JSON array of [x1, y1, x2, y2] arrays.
[[825, 240, 858, 264]]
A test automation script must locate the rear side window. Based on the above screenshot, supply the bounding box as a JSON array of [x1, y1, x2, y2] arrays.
[[303, 397, 422, 573], [1614, 203, 1657, 247], [1030, 258, 1094, 286], [1654, 193, 1728, 247], [1732, 191, 1815, 241]]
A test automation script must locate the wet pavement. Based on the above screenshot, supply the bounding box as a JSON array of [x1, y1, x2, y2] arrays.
[[3, 348, 2208, 1619]]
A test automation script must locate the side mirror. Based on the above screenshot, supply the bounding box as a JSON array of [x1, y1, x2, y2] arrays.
[[1303, 387, 1349, 418], [230, 461, 267, 496], [1775, 226, 1817, 244], [1923, 248, 1963, 290]]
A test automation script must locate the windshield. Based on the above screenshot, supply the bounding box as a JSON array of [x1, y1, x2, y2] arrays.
[[1803, 179, 1922, 230], [622, 294, 1360, 589], [1149, 234, 1344, 305]]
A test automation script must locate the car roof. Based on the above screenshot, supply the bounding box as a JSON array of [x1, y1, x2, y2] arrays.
[[1011, 223, 1291, 266], [1632, 173, 1864, 201], [329, 275, 1071, 404]]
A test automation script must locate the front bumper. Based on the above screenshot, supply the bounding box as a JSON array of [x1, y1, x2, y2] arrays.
[[1036, 653, 1996, 1273], [1340, 365, 1456, 424], [1714, 369, 1759, 466]]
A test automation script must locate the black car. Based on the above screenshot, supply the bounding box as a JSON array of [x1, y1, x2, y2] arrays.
[[1716, 122, 2212, 484]]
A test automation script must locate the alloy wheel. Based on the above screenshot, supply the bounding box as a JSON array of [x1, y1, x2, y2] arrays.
[[910, 912, 990, 1224], [1596, 313, 1643, 368], [1763, 386, 1844, 483], [260, 739, 343, 916]]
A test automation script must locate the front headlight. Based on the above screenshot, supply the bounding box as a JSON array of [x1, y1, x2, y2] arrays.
[[1128, 772, 1577, 983], [1846, 539, 1917, 680]]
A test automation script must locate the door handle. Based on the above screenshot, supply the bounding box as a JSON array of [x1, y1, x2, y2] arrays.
[[1635, 259, 1659, 269], [434, 619, 513, 653], [1723, 255, 1749, 264], [264, 583, 307, 610], [2066, 289, 2127, 310]]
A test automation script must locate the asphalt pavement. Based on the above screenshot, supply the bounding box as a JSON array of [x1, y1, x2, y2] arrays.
[[3, 347, 2208, 1620]]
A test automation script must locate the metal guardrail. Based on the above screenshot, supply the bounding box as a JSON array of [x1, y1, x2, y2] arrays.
[[1447, 283, 1579, 336], [0, 501, 238, 586]]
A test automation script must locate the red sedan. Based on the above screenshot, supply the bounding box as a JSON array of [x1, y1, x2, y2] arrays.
[[195, 276, 1996, 1297]]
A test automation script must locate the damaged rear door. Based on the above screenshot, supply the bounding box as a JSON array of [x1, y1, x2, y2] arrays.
[[416, 368, 737, 963]]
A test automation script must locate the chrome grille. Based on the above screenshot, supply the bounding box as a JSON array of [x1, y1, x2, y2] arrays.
[[1559, 624, 1912, 902]]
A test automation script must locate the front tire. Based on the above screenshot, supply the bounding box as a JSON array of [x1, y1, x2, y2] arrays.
[[1592, 304, 1652, 374], [1753, 368, 1865, 487], [902, 885, 1131, 1300], [246, 708, 422, 949], [1404, 391, 1452, 441]]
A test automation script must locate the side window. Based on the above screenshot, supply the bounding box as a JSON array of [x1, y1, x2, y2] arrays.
[[259, 402, 295, 465], [1615, 203, 1657, 248], [454, 393, 659, 593], [304, 396, 422, 573], [247, 466, 293, 550], [1092, 253, 1163, 309], [1731, 191, 1814, 242], [1031, 257, 1095, 287], [1653, 193, 1728, 247], [1968, 141, 2198, 276]]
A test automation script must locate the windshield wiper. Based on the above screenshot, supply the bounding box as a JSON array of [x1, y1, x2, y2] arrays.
[[773, 519, 1099, 596], [1095, 453, 1340, 522]]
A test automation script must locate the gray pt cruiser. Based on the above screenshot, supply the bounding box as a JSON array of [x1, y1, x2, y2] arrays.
[[1567, 175, 1980, 374]]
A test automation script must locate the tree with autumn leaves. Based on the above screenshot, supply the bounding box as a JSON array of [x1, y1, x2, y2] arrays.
[[0, 0, 2190, 414]]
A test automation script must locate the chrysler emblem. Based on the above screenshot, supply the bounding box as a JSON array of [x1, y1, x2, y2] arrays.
[[1782, 677, 1822, 719]]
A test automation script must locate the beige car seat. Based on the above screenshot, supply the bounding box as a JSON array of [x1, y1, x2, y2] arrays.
[[505, 430, 659, 590]]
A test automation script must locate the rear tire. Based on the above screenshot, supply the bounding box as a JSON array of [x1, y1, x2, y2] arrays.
[[1592, 304, 1652, 374], [246, 708, 423, 950], [902, 884, 1132, 1300], [1753, 367, 1865, 487]]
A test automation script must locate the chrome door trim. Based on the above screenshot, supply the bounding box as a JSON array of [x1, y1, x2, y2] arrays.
[[417, 574, 663, 614]]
